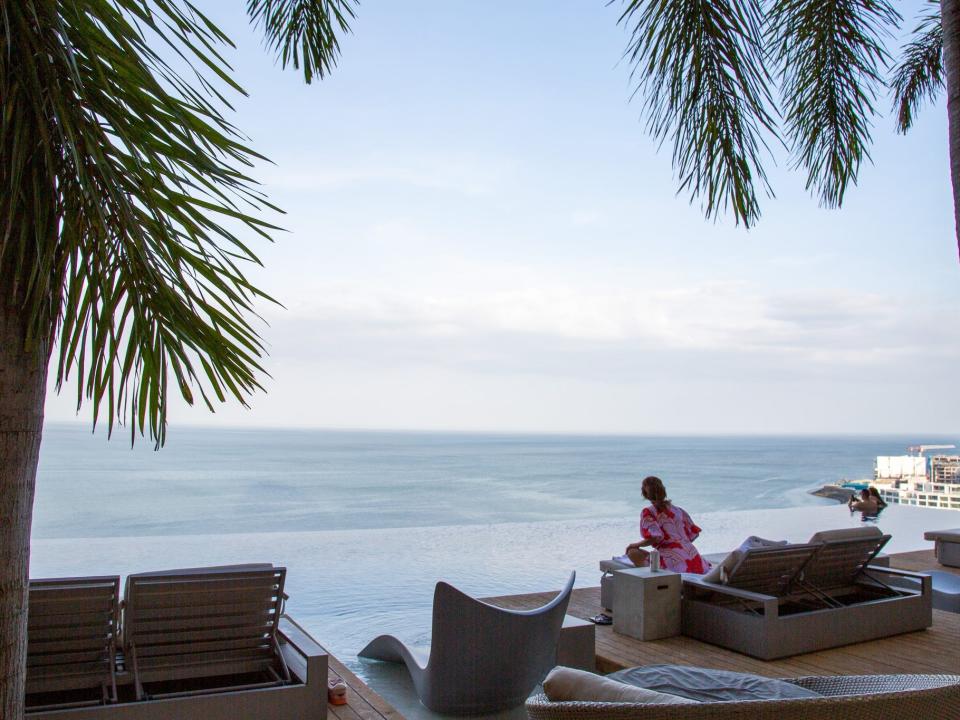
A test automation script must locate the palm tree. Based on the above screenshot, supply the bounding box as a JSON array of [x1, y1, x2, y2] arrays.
[[616, 0, 958, 260], [0, 2, 354, 717]]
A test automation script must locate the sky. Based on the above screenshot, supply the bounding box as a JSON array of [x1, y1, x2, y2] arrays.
[[44, 1, 960, 435]]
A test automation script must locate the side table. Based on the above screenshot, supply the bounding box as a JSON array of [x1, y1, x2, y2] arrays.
[[612, 568, 681, 640]]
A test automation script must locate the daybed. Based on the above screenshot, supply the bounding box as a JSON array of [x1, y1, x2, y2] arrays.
[[681, 528, 932, 659], [26, 565, 328, 720], [527, 673, 960, 720], [925, 528, 960, 568]]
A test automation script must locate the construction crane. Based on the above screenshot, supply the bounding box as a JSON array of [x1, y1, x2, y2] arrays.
[[907, 444, 956, 456]]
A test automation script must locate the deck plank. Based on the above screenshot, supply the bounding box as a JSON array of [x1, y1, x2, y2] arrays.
[[326, 646, 406, 720], [484, 550, 960, 678]]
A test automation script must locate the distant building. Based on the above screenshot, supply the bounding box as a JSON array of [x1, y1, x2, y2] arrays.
[[873, 452, 960, 510]]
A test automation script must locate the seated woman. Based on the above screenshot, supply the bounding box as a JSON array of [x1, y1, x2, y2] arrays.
[[625, 476, 711, 574]]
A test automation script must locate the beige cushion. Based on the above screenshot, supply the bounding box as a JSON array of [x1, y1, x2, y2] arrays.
[[808, 526, 882, 544], [543, 667, 697, 705], [702, 536, 788, 584]]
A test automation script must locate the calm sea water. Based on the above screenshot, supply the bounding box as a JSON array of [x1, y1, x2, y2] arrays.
[[30, 424, 959, 717]]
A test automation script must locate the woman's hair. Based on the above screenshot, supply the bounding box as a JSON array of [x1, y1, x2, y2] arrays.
[[867, 486, 887, 507], [642, 476, 670, 510]]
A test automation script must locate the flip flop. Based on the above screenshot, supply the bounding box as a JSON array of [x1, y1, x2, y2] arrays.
[[589, 613, 612, 625]]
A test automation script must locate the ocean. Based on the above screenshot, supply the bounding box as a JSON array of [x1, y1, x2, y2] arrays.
[[29, 423, 959, 716]]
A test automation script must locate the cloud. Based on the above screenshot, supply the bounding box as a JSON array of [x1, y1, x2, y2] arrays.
[[257, 152, 513, 197], [266, 283, 960, 379]]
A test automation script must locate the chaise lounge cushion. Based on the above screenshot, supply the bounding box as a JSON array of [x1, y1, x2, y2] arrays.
[[702, 536, 789, 584], [607, 665, 823, 703], [808, 526, 882, 544], [543, 667, 697, 705]]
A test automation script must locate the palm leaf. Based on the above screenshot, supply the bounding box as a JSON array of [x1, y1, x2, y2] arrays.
[[891, 0, 944, 134], [1, 0, 280, 447], [247, 0, 358, 84], [768, 0, 901, 208], [618, 0, 779, 226]]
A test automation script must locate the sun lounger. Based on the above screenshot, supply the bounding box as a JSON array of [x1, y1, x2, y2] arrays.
[[682, 530, 933, 659], [122, 565, 290, 700], [27, 576, 121, 709], [27, 566, 329, 720], [925, 528, 960, 568]]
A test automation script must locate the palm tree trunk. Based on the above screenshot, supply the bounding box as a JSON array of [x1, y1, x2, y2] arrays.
[[0, 251, 55, 720], [943, 0, 960, 260]]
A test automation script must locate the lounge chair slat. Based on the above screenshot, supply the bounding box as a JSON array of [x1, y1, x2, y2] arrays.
[[29, 610, 114, 628], [30, 587, 117, 603], [129, 600, 276, 621], [131, 624, 273, 645], [137, 647, 274, 668], [27, 624, 113, 645], [29, 637, 111, 653], [132, 576, 281, 593], [131, 588, 279, 610], [135, 637, 273, 658], [26, 661, 111, 680], [27, 650, 109, 666], [132, 569, 282, 583], [132, 610, 273, 632]]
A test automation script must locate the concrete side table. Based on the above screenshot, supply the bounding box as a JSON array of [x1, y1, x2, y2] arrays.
[[557, 614, 596, 670], [612, 568, 681, 641]]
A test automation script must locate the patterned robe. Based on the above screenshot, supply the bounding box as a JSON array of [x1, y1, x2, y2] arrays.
[[640, 503, 711, 574]]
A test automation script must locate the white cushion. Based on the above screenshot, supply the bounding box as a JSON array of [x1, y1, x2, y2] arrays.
[[702, 536, 788, 584], [808, 526, 882, 544], [543, 666, 697, 705]]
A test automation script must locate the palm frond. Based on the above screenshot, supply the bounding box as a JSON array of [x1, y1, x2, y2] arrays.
[[618, 0, 779, 227], [891, 0, 943, 134], [768, 0, 901, 208], [1, 0, 280, 447], [247, 0, 357, 84]]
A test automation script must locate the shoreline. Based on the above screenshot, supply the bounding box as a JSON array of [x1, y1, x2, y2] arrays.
[[810, 484, 856, 503]]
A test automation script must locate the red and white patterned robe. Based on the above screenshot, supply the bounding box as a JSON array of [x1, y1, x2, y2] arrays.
[[640, 503, 711, 574]]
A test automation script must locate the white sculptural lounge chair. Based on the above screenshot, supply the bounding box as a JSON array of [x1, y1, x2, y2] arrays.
[[26, 576, 121, 709], [359, 572, 575, 714]]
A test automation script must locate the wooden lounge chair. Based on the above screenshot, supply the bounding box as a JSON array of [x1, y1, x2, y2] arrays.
[[359, 572, 576, 714], [682, 533, 932, 659], [122, 565, 290, 700], [526, 673, 960, 720], [27, 576, 121, 709]]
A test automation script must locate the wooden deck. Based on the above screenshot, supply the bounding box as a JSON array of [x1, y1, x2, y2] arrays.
[[486, 550, 960, 678], [326, 647, 404, 720]]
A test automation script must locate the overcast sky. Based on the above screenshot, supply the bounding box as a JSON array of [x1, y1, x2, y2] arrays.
[[44, 1, 960, 435]]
